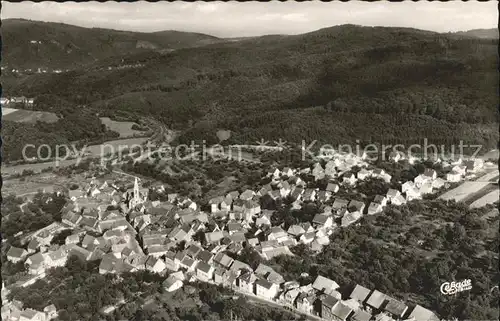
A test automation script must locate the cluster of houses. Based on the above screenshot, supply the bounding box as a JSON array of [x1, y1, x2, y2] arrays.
[[3, 150, 454, 320], [1, 96, 35, 107]]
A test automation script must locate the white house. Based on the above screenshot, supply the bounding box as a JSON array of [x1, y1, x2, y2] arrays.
[[386, 189, 401, 201], [391, 194, 407, 206], [195, 262, 215, 282], [367, 202, 383, 215], [341, 211, 362, 227], [432, 178, 446, 189], [255, 278, 279, 300], [452, 165, 467, 176], [446, 171, 462, 183], [419, 182, 433, 195], [357, 169, 373, 180], [388, 151, 404, 162], [414, 174, 430, 188], [312, 163, 326, 181], [145, 256, 167, 274], [401, 181, 415, 194], [343, 173, 357, 185], [405, 187, 422, 201], [163, 275, 183, 292]]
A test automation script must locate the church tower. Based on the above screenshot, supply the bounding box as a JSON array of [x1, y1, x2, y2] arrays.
[[133, 177, 140, 204]]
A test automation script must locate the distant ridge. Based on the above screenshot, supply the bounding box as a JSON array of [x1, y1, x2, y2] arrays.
[[452, 28, 499, 39]]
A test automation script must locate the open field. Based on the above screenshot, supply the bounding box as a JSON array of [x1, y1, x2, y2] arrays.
[[439, 168, 499, 203], [439, 181, 491, 203], [99, 117, 146, 138], [2, 107, 59, 123], [470, 189, 500, 208]]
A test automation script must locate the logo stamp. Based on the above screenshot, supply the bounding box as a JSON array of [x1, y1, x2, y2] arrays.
[[440, 279, 472, 295]]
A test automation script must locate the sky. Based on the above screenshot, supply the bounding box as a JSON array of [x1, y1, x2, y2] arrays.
[[1, 1, 498, 38]]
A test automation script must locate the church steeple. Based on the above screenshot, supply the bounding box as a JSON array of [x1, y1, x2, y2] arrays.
[[133, 177, 140, 203]]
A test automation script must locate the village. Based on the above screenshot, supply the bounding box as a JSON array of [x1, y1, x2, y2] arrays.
[[3, 146, 492, 321]]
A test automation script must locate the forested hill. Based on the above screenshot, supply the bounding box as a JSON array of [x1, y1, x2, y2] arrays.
[[3, 23, 498, 153], [1, 19, 224, 70], [451, 28, 499, 39]]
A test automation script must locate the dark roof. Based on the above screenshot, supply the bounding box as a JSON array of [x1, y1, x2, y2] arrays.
[[384, 298, 408, 316], [197, 250, 213, 263], [7, 246, 26, 258], [321, 294, 339, 308], [196, 261, 213, 274], [256, 278, 274, 290]]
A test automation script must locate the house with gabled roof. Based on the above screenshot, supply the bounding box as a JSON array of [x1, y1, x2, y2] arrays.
[[293, 291, 313, 312], [239, 189, 255, 201], [312, 163, 325, 181], [303, 189, 317, 202], [196, 250, 214, 264], [279, 181, 292, 197], [196, 261, 215, 282], [407, 305, 440, 321], [332, 198, 349, 212], [26, 239, 41, 254], [321, 294, 340, 320], [317, 190, 332, 202], [267, 226, 288, 243], [255, 264, 285, 285], [147, 244, 173, 258], [349, 284, 372, 305], [7, 247, 28, 263], [367, 202, 383, 215], [341, 211, 363, 227], [373, 195, 388, 207], [238, 270, 257, 294], [205, 230, 224, 245], [313, 275, 340, 294], [255, 278, 279, 300], [386, 189, 401, 201], [213, 252, 234, 270], [357, 168, 373, 180], [391, 194, 406, 206], [432, 177, 446, 189], [365, 290, 387, 314], [401, 181, 415, 194], [229, 259, 252, 277], [332, 301, 354, 321], [287, 225, 306, 237], [446, 170, 462, 182], [343, 173, 357, 185], [300, 232, 315, 244], [348, 200, 366, 213], [280, 288, 300, 307], [383, 297, 408, 319], [290, 186, 304, 201], [312, 214, 334, 229], [163, 274, 183, 292], [352, 309, 372, 321], [179, 257, 197, 272], [208, 196, 224, 213]]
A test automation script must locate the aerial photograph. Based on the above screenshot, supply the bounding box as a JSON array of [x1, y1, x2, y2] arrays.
[[0, 1, 498, 321]]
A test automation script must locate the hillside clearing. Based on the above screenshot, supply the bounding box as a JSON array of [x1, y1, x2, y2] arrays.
[[2, 108, 59, 123]]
